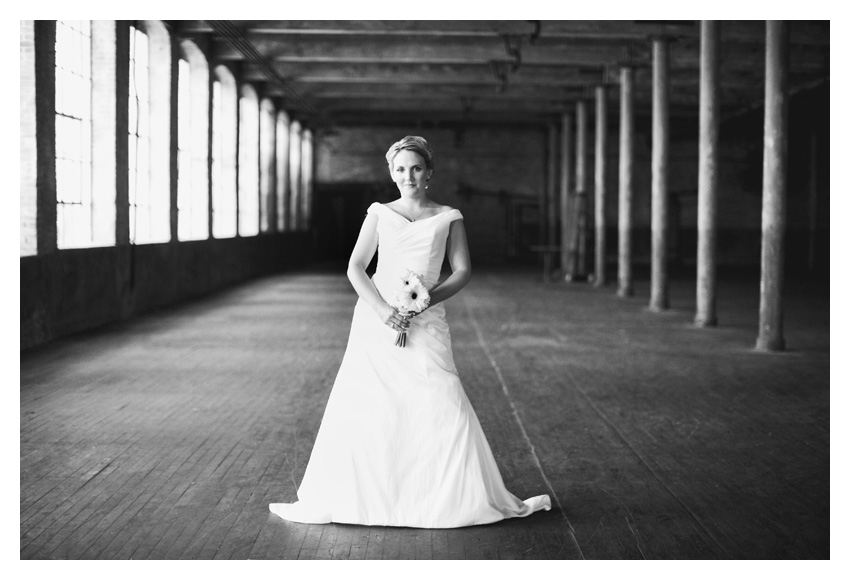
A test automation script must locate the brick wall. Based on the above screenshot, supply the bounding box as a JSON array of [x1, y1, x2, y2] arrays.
[[315, 125, 547, 265]]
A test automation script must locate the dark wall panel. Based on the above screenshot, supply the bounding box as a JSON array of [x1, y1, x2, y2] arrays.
[[21, 233, 310, 351]]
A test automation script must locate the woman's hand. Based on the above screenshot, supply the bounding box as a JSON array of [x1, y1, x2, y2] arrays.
[[377, 303, 410, 332]]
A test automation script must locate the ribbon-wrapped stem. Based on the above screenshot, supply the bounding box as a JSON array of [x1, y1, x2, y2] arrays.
[[394, 309, 410, 348], [394, 329, 407, 348]]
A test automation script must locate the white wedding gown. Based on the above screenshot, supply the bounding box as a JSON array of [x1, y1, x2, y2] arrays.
[[269, 202, 551, 528]]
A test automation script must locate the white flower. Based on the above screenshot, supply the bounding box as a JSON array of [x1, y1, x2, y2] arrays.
[[394, 282, 430, 313], [400, 270, 419, 286], [389, 270, 430, 314]]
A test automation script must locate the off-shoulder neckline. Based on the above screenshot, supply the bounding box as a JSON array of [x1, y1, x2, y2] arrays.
[[373, 202, 459, 224]]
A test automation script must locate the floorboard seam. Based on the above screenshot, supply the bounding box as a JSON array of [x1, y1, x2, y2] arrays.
[[463, 296, 585, 560], [557, 361, 731, 559]]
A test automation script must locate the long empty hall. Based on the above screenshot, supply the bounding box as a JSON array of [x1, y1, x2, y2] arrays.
[[20, 19, 830, 561]]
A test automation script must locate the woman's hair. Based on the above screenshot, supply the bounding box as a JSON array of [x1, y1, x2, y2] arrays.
[[385, 135, 435, 171]]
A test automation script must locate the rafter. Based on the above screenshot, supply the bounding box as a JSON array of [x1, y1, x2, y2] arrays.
[[165, 20, 829, 126]]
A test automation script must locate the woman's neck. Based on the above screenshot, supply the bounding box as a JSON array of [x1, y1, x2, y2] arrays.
[[395, 195, 429, 209], [392, 195, 431, 221]]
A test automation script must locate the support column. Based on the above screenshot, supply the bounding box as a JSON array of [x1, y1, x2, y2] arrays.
[[650, 37, 670, 311], [538, 129, 547, 246], [807, 132, 818, 272], [695, 21, 720, 327], [617, 66, 634, 297], [756, 21, 789, 352], [168, 40, 179, 243], [547, 124, 558, 247], [204, 39, 215, 240], [594, 85, 608, 286], [560, 112, 573, 279], [34, 20, 57, 255], [575, 99, 588, 278]]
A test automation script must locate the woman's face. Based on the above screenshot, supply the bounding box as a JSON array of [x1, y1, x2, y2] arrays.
[[390, 150, 431, 198]]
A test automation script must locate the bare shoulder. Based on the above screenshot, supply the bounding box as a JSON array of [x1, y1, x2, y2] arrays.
[[433, 203, 454, 214]]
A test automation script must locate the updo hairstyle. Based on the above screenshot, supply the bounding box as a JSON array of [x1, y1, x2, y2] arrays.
[[385, 135, 435, 172]]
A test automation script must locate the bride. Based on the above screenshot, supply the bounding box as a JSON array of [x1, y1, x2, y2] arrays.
[[269, 136, 551, 528]]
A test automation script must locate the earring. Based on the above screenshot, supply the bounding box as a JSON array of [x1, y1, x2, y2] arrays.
[[425, 185, 429, 190]]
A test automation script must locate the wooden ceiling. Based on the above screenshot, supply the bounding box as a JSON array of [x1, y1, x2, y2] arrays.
[[170, 20, 830, 128]]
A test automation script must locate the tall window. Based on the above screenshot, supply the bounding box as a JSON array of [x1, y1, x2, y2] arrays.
[[21, 21, 38, 255], [275, 110, 291, 232], [177, 40, 210, 241], [177, 58, 192, 238], [55, 20, 93, 248], [211, 65, 237, 238], [128, 22, 170, 244], [301, 128, 314, 231], [238, 84, 260, 236], [52, 20, 117, 251], [288, 120, 302, 231], [259, 98, 276, 233]]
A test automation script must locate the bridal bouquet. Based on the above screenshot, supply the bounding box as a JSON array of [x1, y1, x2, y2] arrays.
[[387, 270, 431, 348]]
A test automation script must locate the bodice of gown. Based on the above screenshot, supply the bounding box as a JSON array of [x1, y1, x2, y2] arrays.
[[367, 202, 463, 299]]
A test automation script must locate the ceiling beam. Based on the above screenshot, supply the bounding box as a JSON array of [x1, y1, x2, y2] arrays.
[[299, 84, 592, 101], [287, 91, 703, 109], [235, 61, 825, 97], [178, 20, 691, 39], [211, 35, 827, 73], [174, 19, 829, 46], [213, 36, 647, 66], [238, 62, 607, 86], [176, 20, 538, 36]]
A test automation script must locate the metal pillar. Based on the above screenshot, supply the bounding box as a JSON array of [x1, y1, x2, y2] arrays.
[[650, 37, 670, 311], [617, 67, 634, 298], [594, 85, 607, 286], [560, 112, 573, 279], [695, 21, 720, 327], [756, 21, 789, 352], [575, 99, 588, 278]]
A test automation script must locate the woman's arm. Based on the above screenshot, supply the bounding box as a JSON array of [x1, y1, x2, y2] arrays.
[[346, 213, 409, 330], [426, 219, 472, 308]]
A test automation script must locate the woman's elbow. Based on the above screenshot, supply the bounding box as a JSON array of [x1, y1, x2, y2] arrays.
[[347, 261, 365, 281]]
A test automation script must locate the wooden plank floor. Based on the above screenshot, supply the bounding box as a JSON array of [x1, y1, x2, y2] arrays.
[[20, 267, 829, 559]]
